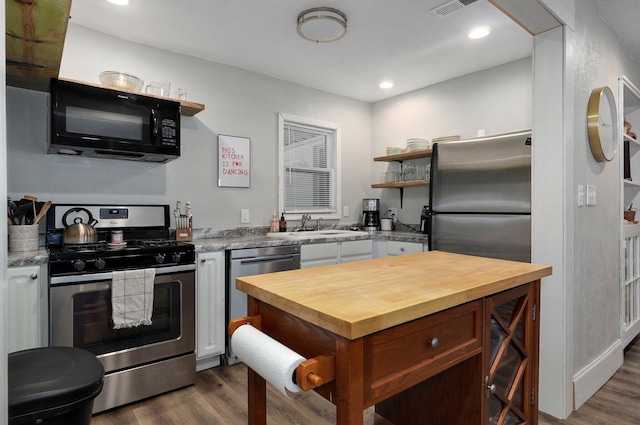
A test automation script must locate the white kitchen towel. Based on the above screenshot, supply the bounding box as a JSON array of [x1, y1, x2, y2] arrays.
[[111, 268, 155, 329]]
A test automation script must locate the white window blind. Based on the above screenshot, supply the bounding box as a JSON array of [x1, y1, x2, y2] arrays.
[[281, 118, 338, 215]]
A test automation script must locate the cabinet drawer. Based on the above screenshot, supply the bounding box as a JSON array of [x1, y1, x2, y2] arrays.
[[341, 240, 372, 257], [386, 240, 423, 256], [301, 242, 339, 261], [364, 300, 482, 403]]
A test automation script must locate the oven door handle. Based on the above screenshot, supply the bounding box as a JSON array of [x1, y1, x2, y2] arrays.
[[50, 264, 196, 285]]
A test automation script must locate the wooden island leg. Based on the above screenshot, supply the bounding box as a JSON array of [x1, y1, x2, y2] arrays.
[[335, 337, 365, 425], [248, 365, 267, 425], [246, 296, 267, 425]]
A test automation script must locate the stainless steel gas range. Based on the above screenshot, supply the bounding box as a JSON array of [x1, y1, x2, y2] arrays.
[[46, 204, 196, 413]]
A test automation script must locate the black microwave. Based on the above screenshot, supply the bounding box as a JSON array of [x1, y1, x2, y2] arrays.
[[49, 79, 181, 163]]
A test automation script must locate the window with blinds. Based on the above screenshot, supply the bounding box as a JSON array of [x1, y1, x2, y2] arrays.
[[278, 114, 341, 218]]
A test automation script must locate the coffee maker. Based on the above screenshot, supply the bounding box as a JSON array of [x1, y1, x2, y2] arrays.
[[362, 198, 380, 231]]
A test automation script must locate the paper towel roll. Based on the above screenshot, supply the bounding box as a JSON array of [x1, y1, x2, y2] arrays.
[[231, 324, 306, 397]]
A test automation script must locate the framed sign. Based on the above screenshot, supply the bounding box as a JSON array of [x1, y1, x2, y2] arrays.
[[218, 135, 251, 187]]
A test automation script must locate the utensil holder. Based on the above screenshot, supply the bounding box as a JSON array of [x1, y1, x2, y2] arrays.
[[176, 217, 192, 241], [625, 210, 636, 221], [9, 224, 39, 252]]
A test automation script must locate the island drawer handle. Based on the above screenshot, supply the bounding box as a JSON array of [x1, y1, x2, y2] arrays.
[[429, 337, 439, 349]]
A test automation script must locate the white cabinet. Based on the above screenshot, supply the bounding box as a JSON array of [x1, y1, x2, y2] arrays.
[[340, 240, 373, 263], [196, 251, 225, 371], [621, 76, 640, 346], [301, 240, 374, 268], [301, 242, 339, 269], [7, 264, 47, 352], [386, 240, 425, 256], [375, 240, 425, 258]]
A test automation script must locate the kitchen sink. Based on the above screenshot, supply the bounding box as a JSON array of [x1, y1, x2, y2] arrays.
[[267, 229, 358, 239]]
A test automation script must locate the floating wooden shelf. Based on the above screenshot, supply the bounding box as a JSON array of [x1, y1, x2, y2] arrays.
[[373, 149, 432, 162], [372, 150, 431, 207], [59, 78, 205, 116], [371, 180, 429, 189]]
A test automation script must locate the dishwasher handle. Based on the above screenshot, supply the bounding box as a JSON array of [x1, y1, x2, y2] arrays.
[[236, 254, 299, 266]]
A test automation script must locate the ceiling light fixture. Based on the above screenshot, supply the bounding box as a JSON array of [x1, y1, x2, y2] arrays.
[[297, 7, 348, 43], [379, 81, 394, 89], [468, 26, 490, 39], [107, 0, 129, 5]]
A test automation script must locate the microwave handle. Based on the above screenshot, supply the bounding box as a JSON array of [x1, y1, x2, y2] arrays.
[[151, 109, 159, 144]]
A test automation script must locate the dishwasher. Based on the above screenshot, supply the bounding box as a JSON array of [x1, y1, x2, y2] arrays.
[[226, 245, 301, 364]]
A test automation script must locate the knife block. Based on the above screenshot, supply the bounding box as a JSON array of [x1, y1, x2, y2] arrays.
[[176, 217, 192, 241]]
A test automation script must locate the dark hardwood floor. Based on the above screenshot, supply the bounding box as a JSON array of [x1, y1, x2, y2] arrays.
[[92, 338, 640, 425], [91, 363, 390, 425], [539, 338, 640, 425]]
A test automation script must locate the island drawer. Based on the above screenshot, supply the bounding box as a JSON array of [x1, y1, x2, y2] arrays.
[[363, 300, 483, 403]]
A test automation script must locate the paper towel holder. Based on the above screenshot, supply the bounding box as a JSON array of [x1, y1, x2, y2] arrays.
[[295, 353, 336, 391], [229, 315, 262, 337], [228, 315, 336, 391]]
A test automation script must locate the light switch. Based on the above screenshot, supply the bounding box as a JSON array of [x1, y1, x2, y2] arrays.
[[241, 209, 250, 223], [343, 206, 349, 217], [577, 185, 585, 207], [586, 185, 596, 206]]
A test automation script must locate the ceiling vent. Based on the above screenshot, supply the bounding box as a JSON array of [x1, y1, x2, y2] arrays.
[[430, 0, 478, 18]]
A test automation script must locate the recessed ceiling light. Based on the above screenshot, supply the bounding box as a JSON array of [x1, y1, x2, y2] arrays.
[[107, 0, 130, 5], [379, 81, 394, 89], [468, 26, 490, 39]]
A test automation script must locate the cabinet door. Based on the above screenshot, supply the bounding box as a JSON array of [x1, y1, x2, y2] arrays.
[[340, 240, 373, 263], [7, 265, 46, 352], [196, 252, 225, 361], [485, 282, 540, 425], [301, 242, 339, 268]]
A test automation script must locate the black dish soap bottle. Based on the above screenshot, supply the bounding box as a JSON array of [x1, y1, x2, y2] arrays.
[[279, 212, 287, 232]]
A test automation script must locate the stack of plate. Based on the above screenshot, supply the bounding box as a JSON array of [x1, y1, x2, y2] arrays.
[[406, 138, 431, 151], [431, 135, 460, 143], [386, 147, 403, 155]]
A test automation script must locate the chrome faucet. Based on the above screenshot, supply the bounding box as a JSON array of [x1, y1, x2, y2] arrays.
[[301, 214, 311, 230], [316, 217, 323, 230]]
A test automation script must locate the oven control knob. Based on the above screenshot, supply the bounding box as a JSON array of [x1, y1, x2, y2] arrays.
[[155, 253, 166, 264], [72, 260, 86, 271], [95, 258, 106, 270], [172, 253, 182, 263]]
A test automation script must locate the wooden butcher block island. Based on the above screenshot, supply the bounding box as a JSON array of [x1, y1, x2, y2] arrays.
[[235, 251, 552, 425]]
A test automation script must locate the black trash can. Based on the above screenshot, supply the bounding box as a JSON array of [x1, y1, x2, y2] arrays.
[[8, 347, 105, 425]]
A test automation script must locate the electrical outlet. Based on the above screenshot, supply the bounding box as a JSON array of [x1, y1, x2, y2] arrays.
[[343, 206, 349, 217], [240, 209, 250, 223], [389, 208, 397, 219]]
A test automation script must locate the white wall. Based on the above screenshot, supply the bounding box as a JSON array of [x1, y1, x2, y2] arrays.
[[6, 24, 372, 230], [371, 58, 532, 223], [567, 1, 640, 409]]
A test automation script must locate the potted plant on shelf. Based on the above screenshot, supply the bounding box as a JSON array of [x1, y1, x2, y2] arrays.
[[625, 203, 637, 223]]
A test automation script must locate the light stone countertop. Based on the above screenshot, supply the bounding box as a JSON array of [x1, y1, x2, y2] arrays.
[[8, 229, 428, 268]]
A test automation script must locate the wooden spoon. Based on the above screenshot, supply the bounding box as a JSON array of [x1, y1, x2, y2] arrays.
[[33, 200, 51, 225]]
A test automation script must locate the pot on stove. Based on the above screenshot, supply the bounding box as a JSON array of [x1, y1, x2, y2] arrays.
[[62, 207, 98, 244]]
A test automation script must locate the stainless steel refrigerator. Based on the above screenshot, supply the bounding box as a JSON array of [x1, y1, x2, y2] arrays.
[[428, 129, 532, 262]]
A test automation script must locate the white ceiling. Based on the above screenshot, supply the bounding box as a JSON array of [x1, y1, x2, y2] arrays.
[[68, 0, 536, 103]]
